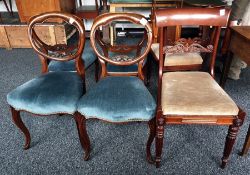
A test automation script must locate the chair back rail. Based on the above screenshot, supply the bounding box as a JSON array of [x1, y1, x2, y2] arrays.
[[155, 8, 230, 27], [90, 13, 153, 79], [28, 12, 86, 78]]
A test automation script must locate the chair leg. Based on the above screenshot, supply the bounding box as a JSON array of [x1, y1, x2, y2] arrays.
[[146, 117, 156, 164], [94, 58, 99, 82], [240, 124, 250, 156], [74, 112, 91, 160], [155, 110, 164, 168], [10, 106, 31, 150], [221, 109, 246, 168]]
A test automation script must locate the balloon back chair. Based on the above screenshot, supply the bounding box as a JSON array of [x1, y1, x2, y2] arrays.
[[7, 12, 88, 156], [75, 12, 156, 161], [151, 8, 246, 168]]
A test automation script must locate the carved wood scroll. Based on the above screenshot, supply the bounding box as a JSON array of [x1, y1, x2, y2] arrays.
[[164, 37, 213, 54]]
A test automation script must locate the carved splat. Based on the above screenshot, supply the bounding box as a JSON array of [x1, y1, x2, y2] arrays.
[[163, 37, 213, 54]]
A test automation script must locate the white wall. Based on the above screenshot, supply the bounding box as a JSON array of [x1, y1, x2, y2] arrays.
[[0, 0, 17, 11]]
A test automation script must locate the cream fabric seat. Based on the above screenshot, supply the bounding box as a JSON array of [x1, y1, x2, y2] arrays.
[[151, 43, 203, 66], [161, 72, 239, 116]]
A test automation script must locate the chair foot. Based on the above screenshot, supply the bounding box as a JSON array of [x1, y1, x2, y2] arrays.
[[221, 109, 245, 168], [84, 152, 90, 161], [74, 112, 91, 160], [240, 124, 250, 156], [146, 117, 156, 164], [10, 106, 31, 150]]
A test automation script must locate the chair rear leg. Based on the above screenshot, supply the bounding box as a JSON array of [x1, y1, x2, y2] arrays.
[[74, 112, 91, 160], [10, 106, 31, 150], [240, 124, 250, 156], [155, 110, 164, 168], [221, 109, 246, 168], [146, 117, 156, 164]]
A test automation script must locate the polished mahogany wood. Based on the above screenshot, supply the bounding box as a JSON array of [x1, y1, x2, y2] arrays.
[[10, 106, 31, 150], [150, 7, 246, 168], [10, 12, 88, 159], [155, 8, 230, 27], [76, 12, 154, 160], [74, 112, 91, 160]]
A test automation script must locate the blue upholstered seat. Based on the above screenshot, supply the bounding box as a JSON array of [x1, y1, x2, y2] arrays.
[[48, 40, 96, 71], [77, 76, 156, 122], [7, 72, 83, 115]]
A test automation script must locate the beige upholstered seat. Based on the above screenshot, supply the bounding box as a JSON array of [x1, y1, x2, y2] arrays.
[[161, 72, 239, 116], [151, 43, 203, 66]]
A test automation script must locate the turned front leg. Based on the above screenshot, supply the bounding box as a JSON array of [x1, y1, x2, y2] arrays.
[[221, 109, 245, 168]]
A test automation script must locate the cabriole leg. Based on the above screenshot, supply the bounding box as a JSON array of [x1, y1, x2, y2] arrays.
[[146, 117, 156, 164], [10, 106, 31, 150], [74, 112, 91, 160]]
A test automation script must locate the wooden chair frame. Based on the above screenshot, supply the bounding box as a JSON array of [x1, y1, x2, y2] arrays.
[[75, 12, 155, 161], [10, 12, 87, 154], [149, 8, 246, 168]]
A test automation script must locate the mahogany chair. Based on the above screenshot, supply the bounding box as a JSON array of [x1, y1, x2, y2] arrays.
[[7, 12, 88, 156], [75, 12, 156, 160], [149, 8, 246, 168]]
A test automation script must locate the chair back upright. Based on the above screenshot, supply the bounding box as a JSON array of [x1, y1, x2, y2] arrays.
[[155, 8, 231, 106], [28, 12, 86, 79], [90, 13, 153, 81]]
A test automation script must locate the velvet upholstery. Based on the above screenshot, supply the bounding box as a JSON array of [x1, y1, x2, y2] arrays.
[[7, 72, 83, 115], [77, 76, 156, 122], [48, 40, 96, 71], [161, 72, 239, 116], [151, 43, 203, 66]]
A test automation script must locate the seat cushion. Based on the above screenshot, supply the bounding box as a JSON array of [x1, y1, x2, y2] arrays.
[[161, 72, 239, 116], [48, 40, 96, 71], [7, 72, 83, 115], [77, 76, 156, 122], [151, 43, 203, 66]]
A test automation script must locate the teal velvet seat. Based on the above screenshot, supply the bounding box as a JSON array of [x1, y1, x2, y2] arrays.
[[48, 40, 96, 71], [77, 76, 156, 122], [7, 72, 83, 115]]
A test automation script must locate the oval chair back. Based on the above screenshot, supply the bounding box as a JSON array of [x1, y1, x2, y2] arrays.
[[28, 12, 86, 80], [90, 12, 153, 80]]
